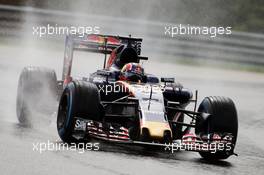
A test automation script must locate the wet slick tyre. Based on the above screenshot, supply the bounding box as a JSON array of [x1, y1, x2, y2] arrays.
[[57, 81, 101, 143], [16, 67, 57, 126], [195, 96, 238, 160]]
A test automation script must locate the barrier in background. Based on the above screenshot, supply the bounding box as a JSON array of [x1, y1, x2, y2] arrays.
[[1, 4, 264, 65]]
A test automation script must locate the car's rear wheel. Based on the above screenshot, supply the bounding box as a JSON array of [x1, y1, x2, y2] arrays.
[[57, 80, 102, 143], [16, 66, 57, 126], [195, 96, 238, 160]]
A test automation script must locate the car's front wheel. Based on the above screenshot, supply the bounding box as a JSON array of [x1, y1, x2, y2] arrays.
[[195, 96, 238, 160], [57, 80, 102, 143]]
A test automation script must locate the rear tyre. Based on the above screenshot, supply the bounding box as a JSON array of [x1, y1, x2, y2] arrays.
[[195, 96, 238, 160], [16, 66, 57, 126], [57, 80, 102, 143]]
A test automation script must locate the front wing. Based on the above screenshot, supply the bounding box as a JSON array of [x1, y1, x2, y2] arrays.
[[72, 117, 235, 154]]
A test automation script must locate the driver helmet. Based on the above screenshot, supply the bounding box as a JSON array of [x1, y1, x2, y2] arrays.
[[120, 63, 144, 82]]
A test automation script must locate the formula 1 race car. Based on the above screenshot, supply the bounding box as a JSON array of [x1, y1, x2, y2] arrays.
[[16, 33, 238, 160]]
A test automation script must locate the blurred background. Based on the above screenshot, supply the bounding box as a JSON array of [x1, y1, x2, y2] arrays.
[[1, 0, 264, 32], [0, 0, 264, 72]]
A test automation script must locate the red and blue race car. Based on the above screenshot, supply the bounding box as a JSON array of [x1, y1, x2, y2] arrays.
[[16, 33, 238, 160]]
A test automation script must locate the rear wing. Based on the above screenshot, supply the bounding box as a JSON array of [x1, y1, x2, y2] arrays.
[[62, 34, 144, 80]]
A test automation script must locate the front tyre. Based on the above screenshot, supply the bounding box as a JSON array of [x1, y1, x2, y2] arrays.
[[57, 80, 102, 143], [195, 96, 238, 160]]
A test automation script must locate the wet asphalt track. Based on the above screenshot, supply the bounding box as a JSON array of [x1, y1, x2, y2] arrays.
[[0, 43, 264, 175]]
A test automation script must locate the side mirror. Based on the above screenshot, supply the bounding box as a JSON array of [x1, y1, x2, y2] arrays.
[[161, 77, 175, 83]]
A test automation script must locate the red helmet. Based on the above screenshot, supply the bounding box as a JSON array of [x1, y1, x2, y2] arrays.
[[120, 63, 144, 82]]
